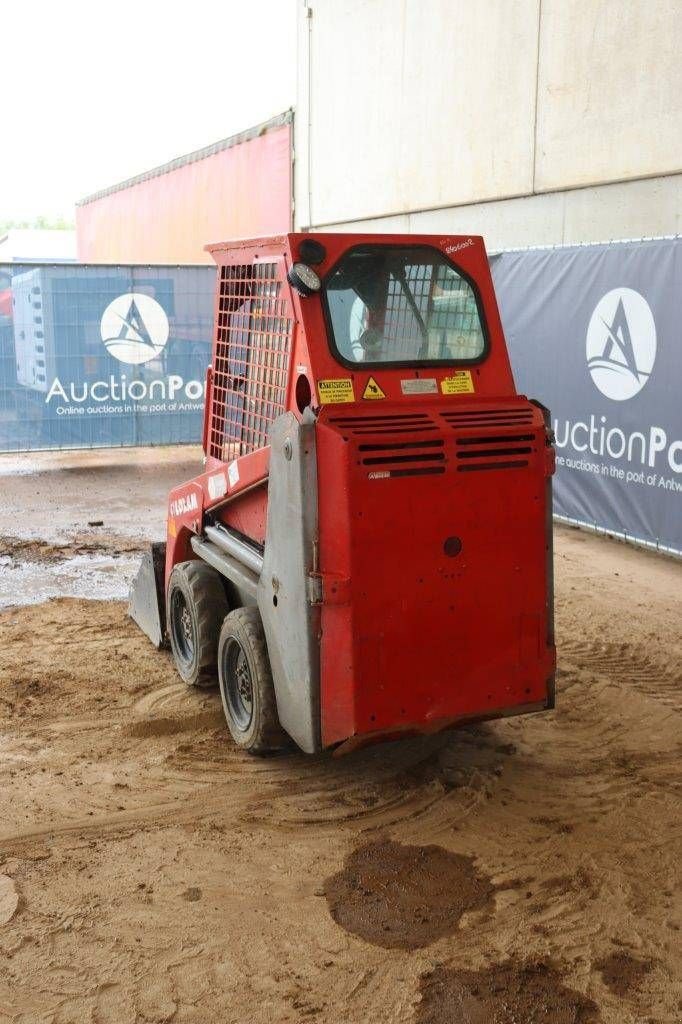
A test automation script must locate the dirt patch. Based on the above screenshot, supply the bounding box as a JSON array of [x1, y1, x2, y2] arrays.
[[0, 532, 146, 563], [416, 961, 600, 1024], [324, 840, 494, 949], [531, 815, 575, 834], [595, 950, 653, 998], [182, 886, 202, 902], [125, 708, 224, 738]]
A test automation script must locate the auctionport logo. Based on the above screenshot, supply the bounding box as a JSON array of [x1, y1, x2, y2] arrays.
[[586, 288, 656, 401], [100, 293, 169, 365]]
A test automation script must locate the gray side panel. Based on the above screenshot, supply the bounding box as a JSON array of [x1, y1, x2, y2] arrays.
[[531, 400, 556, 710], [258, 411, 321, 753]]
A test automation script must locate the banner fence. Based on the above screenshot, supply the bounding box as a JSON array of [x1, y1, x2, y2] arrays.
[[0, 263, 215, 451], [491, 237, 681, 556], [1, 240, 679, 554]]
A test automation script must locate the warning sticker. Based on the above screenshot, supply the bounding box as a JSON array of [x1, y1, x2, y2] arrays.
[[318, 378, 355, 404], [401, 378, 437, 396], [362, 376, 386, 400], [207, 471, 228, 500], [441, 370, 475, 395]]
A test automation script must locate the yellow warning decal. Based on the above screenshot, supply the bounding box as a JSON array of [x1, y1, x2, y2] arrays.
[[318, 378, 355, 404], [362, 376, 386, 400], [441, 370, 475, 395]]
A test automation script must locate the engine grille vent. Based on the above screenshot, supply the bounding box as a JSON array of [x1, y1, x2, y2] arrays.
[[329, 412, 437, 437], [455, 432, 535, 473], [441, 408, 535, 429], [358, 438, 446, 478]]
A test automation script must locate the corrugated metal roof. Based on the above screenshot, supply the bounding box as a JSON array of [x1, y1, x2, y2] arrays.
[[77, 110, 293, 207]]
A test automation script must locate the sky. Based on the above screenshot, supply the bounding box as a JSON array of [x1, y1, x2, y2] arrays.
[[0, 0, 297, 224]]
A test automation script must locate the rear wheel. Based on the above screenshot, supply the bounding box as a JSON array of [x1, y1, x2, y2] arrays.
[[167, 560, 229, 688], [218, 607, 286, 755]]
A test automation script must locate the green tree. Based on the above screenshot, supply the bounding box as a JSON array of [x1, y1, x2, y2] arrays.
[[0, 216, 75, 233]]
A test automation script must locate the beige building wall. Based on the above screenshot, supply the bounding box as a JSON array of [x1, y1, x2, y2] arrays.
[[294, 0, 682, 247]]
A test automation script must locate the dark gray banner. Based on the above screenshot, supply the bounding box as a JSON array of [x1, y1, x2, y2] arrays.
[[492, 238, 681, 555]]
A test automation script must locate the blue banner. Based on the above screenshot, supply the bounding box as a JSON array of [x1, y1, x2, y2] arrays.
[[0, 263, 216, 451]]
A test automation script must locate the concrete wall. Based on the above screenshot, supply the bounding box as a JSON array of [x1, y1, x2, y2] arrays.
[[295, 0, 682, 247]]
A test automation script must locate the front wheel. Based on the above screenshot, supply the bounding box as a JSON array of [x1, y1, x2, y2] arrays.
[[217, 607, 286, 755], [167, 560, 229, 687]]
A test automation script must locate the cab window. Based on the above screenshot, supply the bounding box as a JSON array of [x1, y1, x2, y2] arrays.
[[324, 245, 487, 367]]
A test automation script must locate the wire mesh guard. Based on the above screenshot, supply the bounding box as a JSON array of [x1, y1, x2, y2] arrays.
[[209, 261, 293, 460]]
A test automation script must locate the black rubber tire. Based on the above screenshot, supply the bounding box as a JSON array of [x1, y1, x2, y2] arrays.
[[217, 607, 286, 755], [167, 560, 229, 688]]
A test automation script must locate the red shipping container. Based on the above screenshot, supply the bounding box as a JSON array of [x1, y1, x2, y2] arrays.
[[76, 113, 292, 265]]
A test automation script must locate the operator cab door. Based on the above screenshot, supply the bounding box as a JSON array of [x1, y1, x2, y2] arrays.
[[324, 247, 487, 368]]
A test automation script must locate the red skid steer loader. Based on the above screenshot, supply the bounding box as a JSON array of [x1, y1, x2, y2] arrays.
[[129, 233, 556, 755]]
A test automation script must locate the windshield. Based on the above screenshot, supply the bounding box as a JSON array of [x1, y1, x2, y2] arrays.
[[324, 245, 487, 366]]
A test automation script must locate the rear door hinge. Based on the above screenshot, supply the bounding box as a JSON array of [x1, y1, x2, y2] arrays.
[[307, 571, 351, 605], [307, 572, 323, 605]]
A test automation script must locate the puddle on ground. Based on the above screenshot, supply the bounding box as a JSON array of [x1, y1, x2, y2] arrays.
[[0, 552, 139, 607], [324, 840, 494, 950], [416, 961, 600, 1024], [0, 532, 149, 607], [0, 534, 146, 563]]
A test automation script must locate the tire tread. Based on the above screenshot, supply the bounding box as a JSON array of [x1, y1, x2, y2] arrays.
[[167, 559, 229, 688], [218, 606, 286, 755]]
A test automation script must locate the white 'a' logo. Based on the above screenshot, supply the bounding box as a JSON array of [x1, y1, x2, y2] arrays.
[[100, 293, 169, 365], [585, 288, 656, 401]]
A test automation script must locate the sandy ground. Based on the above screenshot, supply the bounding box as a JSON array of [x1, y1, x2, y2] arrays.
[[0, 448, 680, 1023], [0, 447, 203, 543]]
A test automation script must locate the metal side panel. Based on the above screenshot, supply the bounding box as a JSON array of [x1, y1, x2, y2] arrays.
[[258, 410, 321, 753], [531, 398, 556, 710]]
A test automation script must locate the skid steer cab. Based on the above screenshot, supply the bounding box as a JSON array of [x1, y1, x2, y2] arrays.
[[129, 232, 556, 756]]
